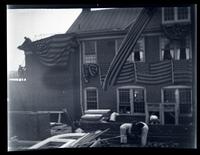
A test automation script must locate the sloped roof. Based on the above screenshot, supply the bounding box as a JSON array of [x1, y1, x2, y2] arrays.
[[67, 8, 143, 34]]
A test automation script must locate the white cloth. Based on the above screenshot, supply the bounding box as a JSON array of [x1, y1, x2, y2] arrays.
[[120, 123, 132, 143], [140, 122, 149, 146], [150, 115, 158, 121], [109, 112, 119, 122]]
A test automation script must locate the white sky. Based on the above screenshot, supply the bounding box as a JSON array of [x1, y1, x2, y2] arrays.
[[7, 8, 82, 72]]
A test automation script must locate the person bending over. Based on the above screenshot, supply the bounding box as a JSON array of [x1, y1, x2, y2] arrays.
[[120, 121, 149, 146]]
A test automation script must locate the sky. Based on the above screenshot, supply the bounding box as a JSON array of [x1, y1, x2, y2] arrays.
[[7, 8, 82, 72]]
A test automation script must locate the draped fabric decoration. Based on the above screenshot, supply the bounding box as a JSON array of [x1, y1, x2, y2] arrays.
[[82, 63, 99, 83], [115, 62, 135, 84], [136, 60, 172, 84], [102, 8, 157, 90], [18, 34, 78, 67], [162, 24, 191, 40], [100, 62, 135, 85], [173, 60, 192, 83], [99, 60, 192, 87], [99, 63, 111, 85]]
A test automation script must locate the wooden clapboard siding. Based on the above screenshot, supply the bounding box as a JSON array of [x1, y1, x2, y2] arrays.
[[145, 35, 160, 63]]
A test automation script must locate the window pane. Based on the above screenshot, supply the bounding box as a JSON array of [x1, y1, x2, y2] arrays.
[[179, 88, 191, 114], [177, 7, 189, 20], [86, 89, 97, 109], [85, 55, 97, 64], [85, 41, 95, 55], [134, 51, 141, 61], [133, 89, 145, 113], [164, 7, 175, 21], [118, 89, 130, 114], [164, 89, 176, 103], [177, 37, 190, 60], [179, 48, 187, 60], [164, 112, 175, 124], [160, 37, 174, 60], [119, 89, 130, 105], [119, 106, 131, 114], [163, 49, 172, 60]]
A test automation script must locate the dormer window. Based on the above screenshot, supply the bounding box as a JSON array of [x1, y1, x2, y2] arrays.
[[162, 7, 190, 24]]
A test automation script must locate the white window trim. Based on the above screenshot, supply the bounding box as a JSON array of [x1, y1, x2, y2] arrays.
[[84, 87, 99, 110], [117, 86, 146, 116], [162, 7, 191, 24], [161, 85, 192, 125], [83, 41, 97, 64]]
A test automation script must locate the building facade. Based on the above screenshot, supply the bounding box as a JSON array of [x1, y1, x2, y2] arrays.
[[17, 6, 196, 125], [68, 7, 195, 125]]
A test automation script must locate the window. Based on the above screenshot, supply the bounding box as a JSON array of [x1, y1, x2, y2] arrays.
[[162, 87, 192, 124], [162, 7, 190, 23], [160, 36, 191, 60], [85, 88, 98, 110], [116, 38, 145, 62], [118, 87, 145, 114], [83, 41, 97, 63]]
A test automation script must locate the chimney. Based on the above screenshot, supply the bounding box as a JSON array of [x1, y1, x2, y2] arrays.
[[82, 8, 91, 12]]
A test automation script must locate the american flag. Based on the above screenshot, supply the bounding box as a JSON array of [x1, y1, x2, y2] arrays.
[[31, 34, 78, 67], [136, 60, 172, 84], [99, 59, 192, 86], [100, 62, 135, 85], [173, 59, 192, 83], [102, 8, 156, 90]]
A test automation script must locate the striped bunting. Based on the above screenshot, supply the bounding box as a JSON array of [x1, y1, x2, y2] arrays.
[[99, 59, 192, 86], [115, 62, 135, 84], [32, 34, 78, 67], [136, 60, 172, 84], [102, 8, 156, 90], [173, 60, 192, 83], [99, 63, 110, 85], [100, 62, 135, 85]]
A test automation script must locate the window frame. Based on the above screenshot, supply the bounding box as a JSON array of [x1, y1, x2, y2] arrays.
[[162, 7, 191, 24], [117, 86, 146, 116], [84, 87, 99, 110], [159, 35, 191, 61], [115, 37, 145, 62], [83, 40, 97, 64]]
